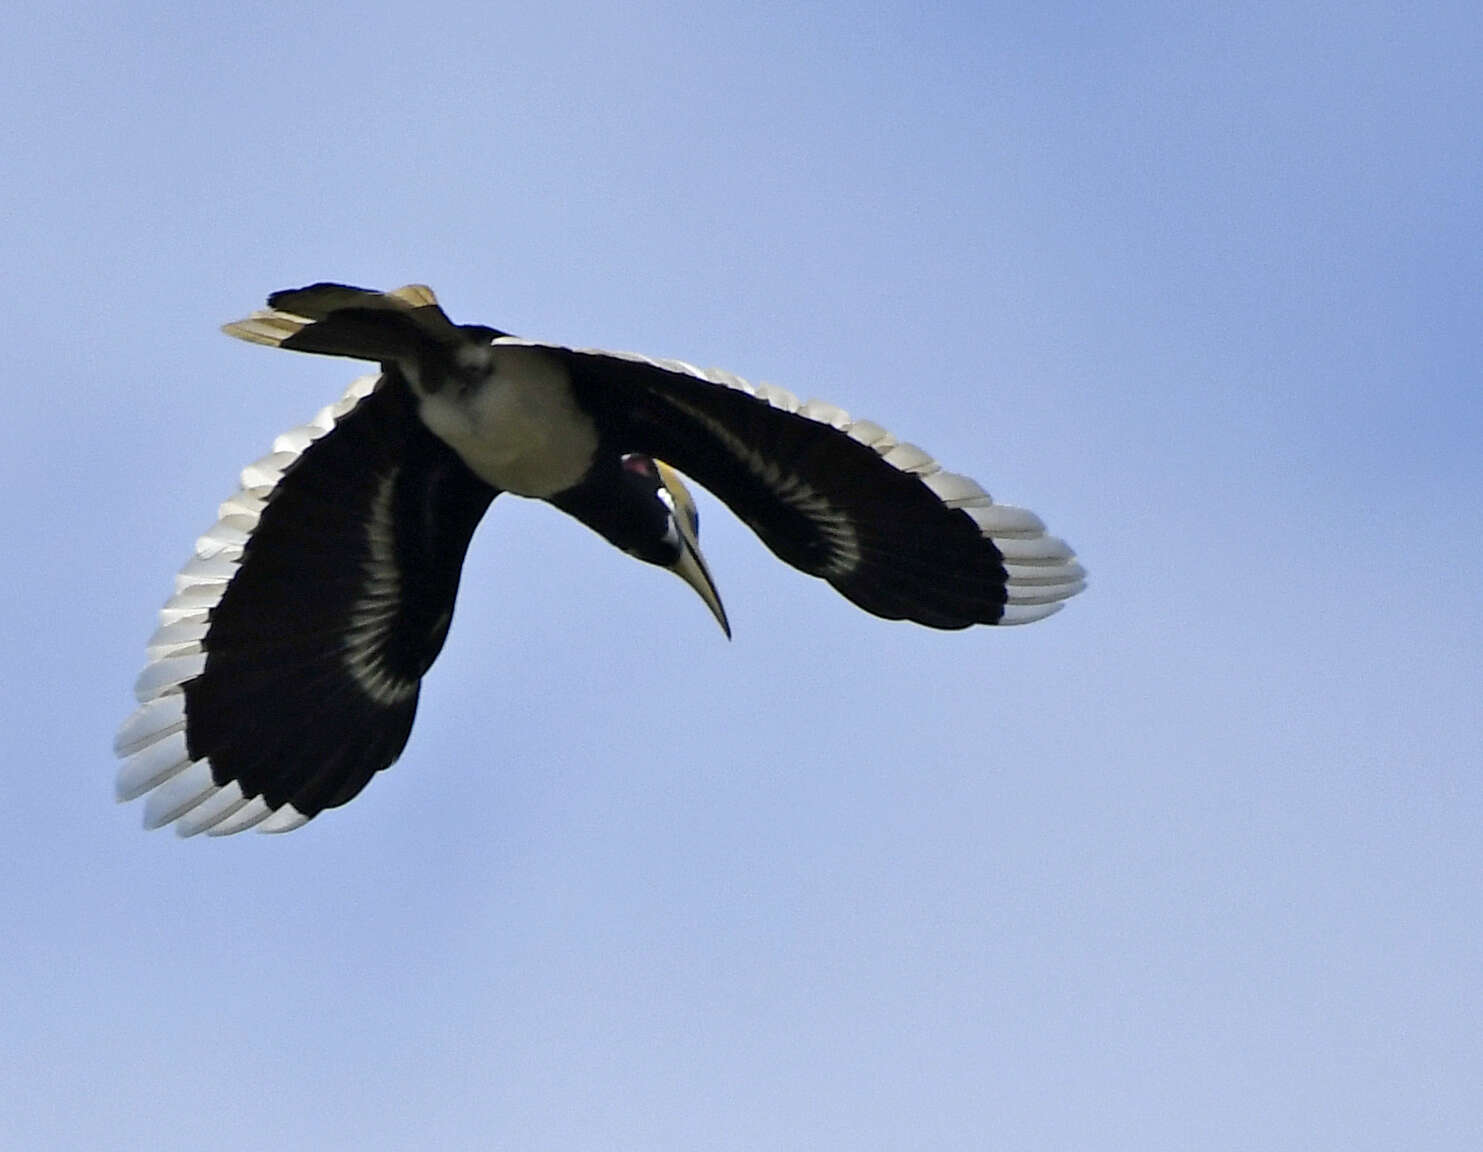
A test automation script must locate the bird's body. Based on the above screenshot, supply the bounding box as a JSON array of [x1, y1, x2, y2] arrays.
[[116, 283, 1084, 836], [418, 343, 598, 497]]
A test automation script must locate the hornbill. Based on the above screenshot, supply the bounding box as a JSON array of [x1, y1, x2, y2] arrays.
[[116, 283, 1085, 836]]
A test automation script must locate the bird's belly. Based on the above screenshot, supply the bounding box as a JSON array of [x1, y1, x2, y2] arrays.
[[417, 345, 599, 498]]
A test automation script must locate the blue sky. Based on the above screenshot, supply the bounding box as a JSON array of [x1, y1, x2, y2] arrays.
[[3, 2, 1479, 1148]]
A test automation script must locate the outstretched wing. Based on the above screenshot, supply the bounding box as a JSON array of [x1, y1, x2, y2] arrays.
[[539, 344, 1084, 628], [115, 373, 498, 836]]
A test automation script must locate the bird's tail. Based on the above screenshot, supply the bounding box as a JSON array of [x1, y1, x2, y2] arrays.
[[222, 282, 499, 365]]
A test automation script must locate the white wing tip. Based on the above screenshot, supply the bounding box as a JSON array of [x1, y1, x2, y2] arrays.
[[116, 727, 192, 802], [204, 797, 275, 836], [258, 805, 310, 834], [994, 533, 1077, 564], [173, 782, 249, 838], [132, 653, 207, 704], [140, 760, 220, 830], [999, 601, 1067, 626]]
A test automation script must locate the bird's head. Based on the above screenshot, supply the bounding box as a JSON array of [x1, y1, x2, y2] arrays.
[[610, 454, 730, 638]]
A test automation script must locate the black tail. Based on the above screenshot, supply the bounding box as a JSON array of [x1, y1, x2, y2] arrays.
[[222, 282, 504, 366]]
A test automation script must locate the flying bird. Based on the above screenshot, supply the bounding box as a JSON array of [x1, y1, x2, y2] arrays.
[[115, 283, 1085, 836]]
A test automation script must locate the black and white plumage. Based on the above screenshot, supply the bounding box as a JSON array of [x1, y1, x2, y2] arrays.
[[116, 283, 1085, 836]]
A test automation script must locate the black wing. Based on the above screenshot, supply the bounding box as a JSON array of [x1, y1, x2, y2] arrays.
[[549, 345, 1084, 629], [115, 373, 497, 835]]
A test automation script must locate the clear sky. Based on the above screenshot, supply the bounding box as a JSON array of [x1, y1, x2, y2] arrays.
[[3, 2, 1479, 1148]]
